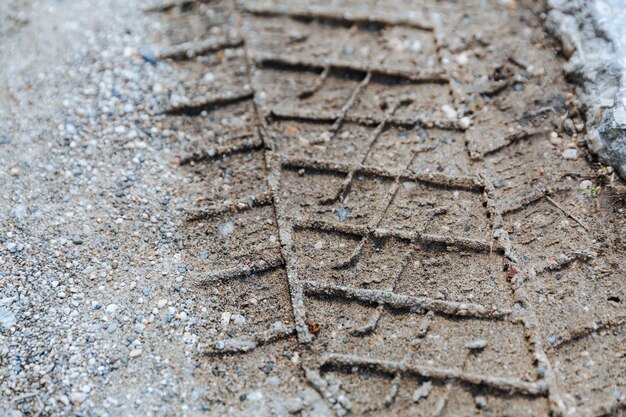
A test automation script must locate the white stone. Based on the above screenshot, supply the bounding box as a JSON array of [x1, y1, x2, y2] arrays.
[[219, 222, 235, 237], [247, 391, 264, 401], [455, 52, 468, 65], [221, 312, 232, 326], [441, 104, 457, 120], [562, 149, 578, 159], [231, 313, 246, 325], [69, 392, 87, 405], [412, 381, 433, 402]]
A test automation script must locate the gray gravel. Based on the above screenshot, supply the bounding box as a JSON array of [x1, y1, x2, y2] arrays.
[[546, 0, 626, 179], [0, 0, 220, 415]]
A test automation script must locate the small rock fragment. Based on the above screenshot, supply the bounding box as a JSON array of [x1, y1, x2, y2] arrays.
[[562, 149, 578, 159], [412, 381, 432, 403], [550, 135, 563, 146], [219, 222, 235, 237], [69, 392, 87, 405], [231, 313, 246, 325], [563, 118, 575, 135], [474, 395, 487, 409], [337, 207, 347, 222], [459, 116, 471, 129], [579, 180, 592, 190], [464, 339, 488, 350], [246, 391, 264, 401], [221, 311, 232, 326], [441, 104, 457, 120]]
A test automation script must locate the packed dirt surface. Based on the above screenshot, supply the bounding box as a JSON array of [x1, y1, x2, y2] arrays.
[[1, 0, 625, 416]]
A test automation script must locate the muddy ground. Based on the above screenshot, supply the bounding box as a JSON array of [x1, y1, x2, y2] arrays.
[[0, 0, 624, 416]]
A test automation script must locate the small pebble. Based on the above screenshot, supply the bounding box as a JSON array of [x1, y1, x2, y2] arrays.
[[410, 40, 422, 52], [563, 118, 575, 135], [441, 104, 457, 120], [129, 349, 142, 358], [246, 392, 264, 401], [550, 135, 562, 146], [464, 339, 488, 350], [475, 395, 487, 409], [69, 392, 87, 405], [105, 304, 118, 314], [140, 49, 158, 64], [231, 313, 246, 325], [266, 376, 280, 386], [562, 149, 578, 159], [412, 381, 432, 403], [579, 180, 592, 190], [219, 222, 235, 237], [221, 311, 232, 326], [337, 207, 347, 222]]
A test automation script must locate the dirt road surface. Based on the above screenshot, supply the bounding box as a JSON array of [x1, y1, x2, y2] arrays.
[[1, 0, 624, 416]]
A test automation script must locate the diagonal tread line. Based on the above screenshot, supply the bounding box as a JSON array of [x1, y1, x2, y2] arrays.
[[232, 0, 313, 347], [197, 253, 284, 284], [548, 314, 626, 350], [322, 354, 547, 396], [269, 107, 464, 130], [320, 96, 413, 205], [252, 52, 449, 83], [165, 90, 254, 115], [210, 324, 296, 354], [159, 35, 244, 60], [293, 216, 498, 252], [179, 134, 263, 165], [241, 2, 434, 30], [303, 280, 511, 319], [481, 172, 568, 415], [185, 191, 273, 221]]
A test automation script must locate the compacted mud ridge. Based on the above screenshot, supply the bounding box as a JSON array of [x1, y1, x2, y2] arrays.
[[1, 0, 624, 416], [149, 1, 625, 415]]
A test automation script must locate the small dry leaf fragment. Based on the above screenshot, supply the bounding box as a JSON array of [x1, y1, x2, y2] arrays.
[[306, 320, 320, 334]]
